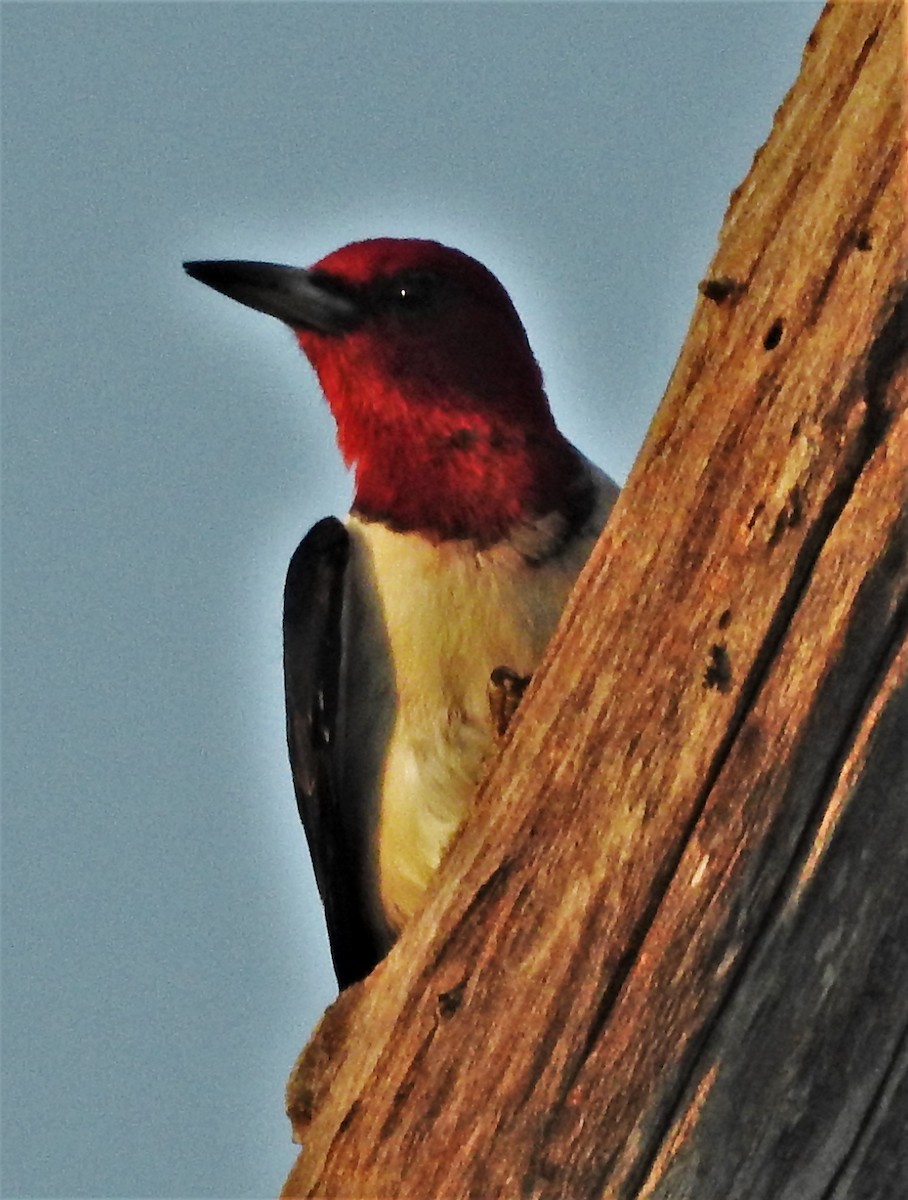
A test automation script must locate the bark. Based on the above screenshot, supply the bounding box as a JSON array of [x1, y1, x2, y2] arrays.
[[281, 4, 908, 1196]]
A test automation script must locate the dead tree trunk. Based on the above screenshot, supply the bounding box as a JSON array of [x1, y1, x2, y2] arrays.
[[281, 4, 907, 1196]]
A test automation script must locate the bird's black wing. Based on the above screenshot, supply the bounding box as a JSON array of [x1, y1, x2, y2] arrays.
[[283, 517, 386, 989]]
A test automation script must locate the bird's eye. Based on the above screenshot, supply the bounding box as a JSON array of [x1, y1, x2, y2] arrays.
[[385, 270, 440, 314]]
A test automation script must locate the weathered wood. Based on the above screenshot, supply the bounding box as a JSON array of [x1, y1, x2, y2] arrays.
[[281, 4, 907, 1196]]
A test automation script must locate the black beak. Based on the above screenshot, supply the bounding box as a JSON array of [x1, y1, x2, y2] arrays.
[[183, 260, 361, 334]]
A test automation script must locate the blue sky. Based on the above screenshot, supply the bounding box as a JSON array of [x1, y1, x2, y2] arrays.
[[3, 3, 821, 1195]]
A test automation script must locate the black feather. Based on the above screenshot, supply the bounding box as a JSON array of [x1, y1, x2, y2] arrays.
[[283, 517, 387, 989]]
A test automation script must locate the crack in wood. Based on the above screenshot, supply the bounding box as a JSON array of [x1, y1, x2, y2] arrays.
[[578, 306, 905, 1200], [517, 287, 906, 1198], [622, 532, 908, 1200], [821, 1009, 908, 1198]]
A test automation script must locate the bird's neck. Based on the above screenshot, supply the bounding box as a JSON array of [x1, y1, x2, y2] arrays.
[[345, 410, 585, 546]]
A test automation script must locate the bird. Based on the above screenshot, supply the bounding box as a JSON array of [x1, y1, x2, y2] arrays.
[[184, 239, 619, 989]]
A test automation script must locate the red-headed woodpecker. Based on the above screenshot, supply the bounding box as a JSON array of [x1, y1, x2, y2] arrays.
[[184, 239, 618, 988]]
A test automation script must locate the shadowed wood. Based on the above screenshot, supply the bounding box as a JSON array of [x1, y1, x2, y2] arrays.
[[281, 4, 907, 1196]]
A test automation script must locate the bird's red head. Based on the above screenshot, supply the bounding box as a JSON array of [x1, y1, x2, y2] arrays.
[[185, 239, 583, 544]]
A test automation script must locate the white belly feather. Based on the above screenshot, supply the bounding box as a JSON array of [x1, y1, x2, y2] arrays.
[[340, 466, 617, 933]]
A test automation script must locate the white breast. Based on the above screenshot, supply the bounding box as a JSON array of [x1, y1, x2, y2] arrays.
[[340, 463, 617, 933]]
